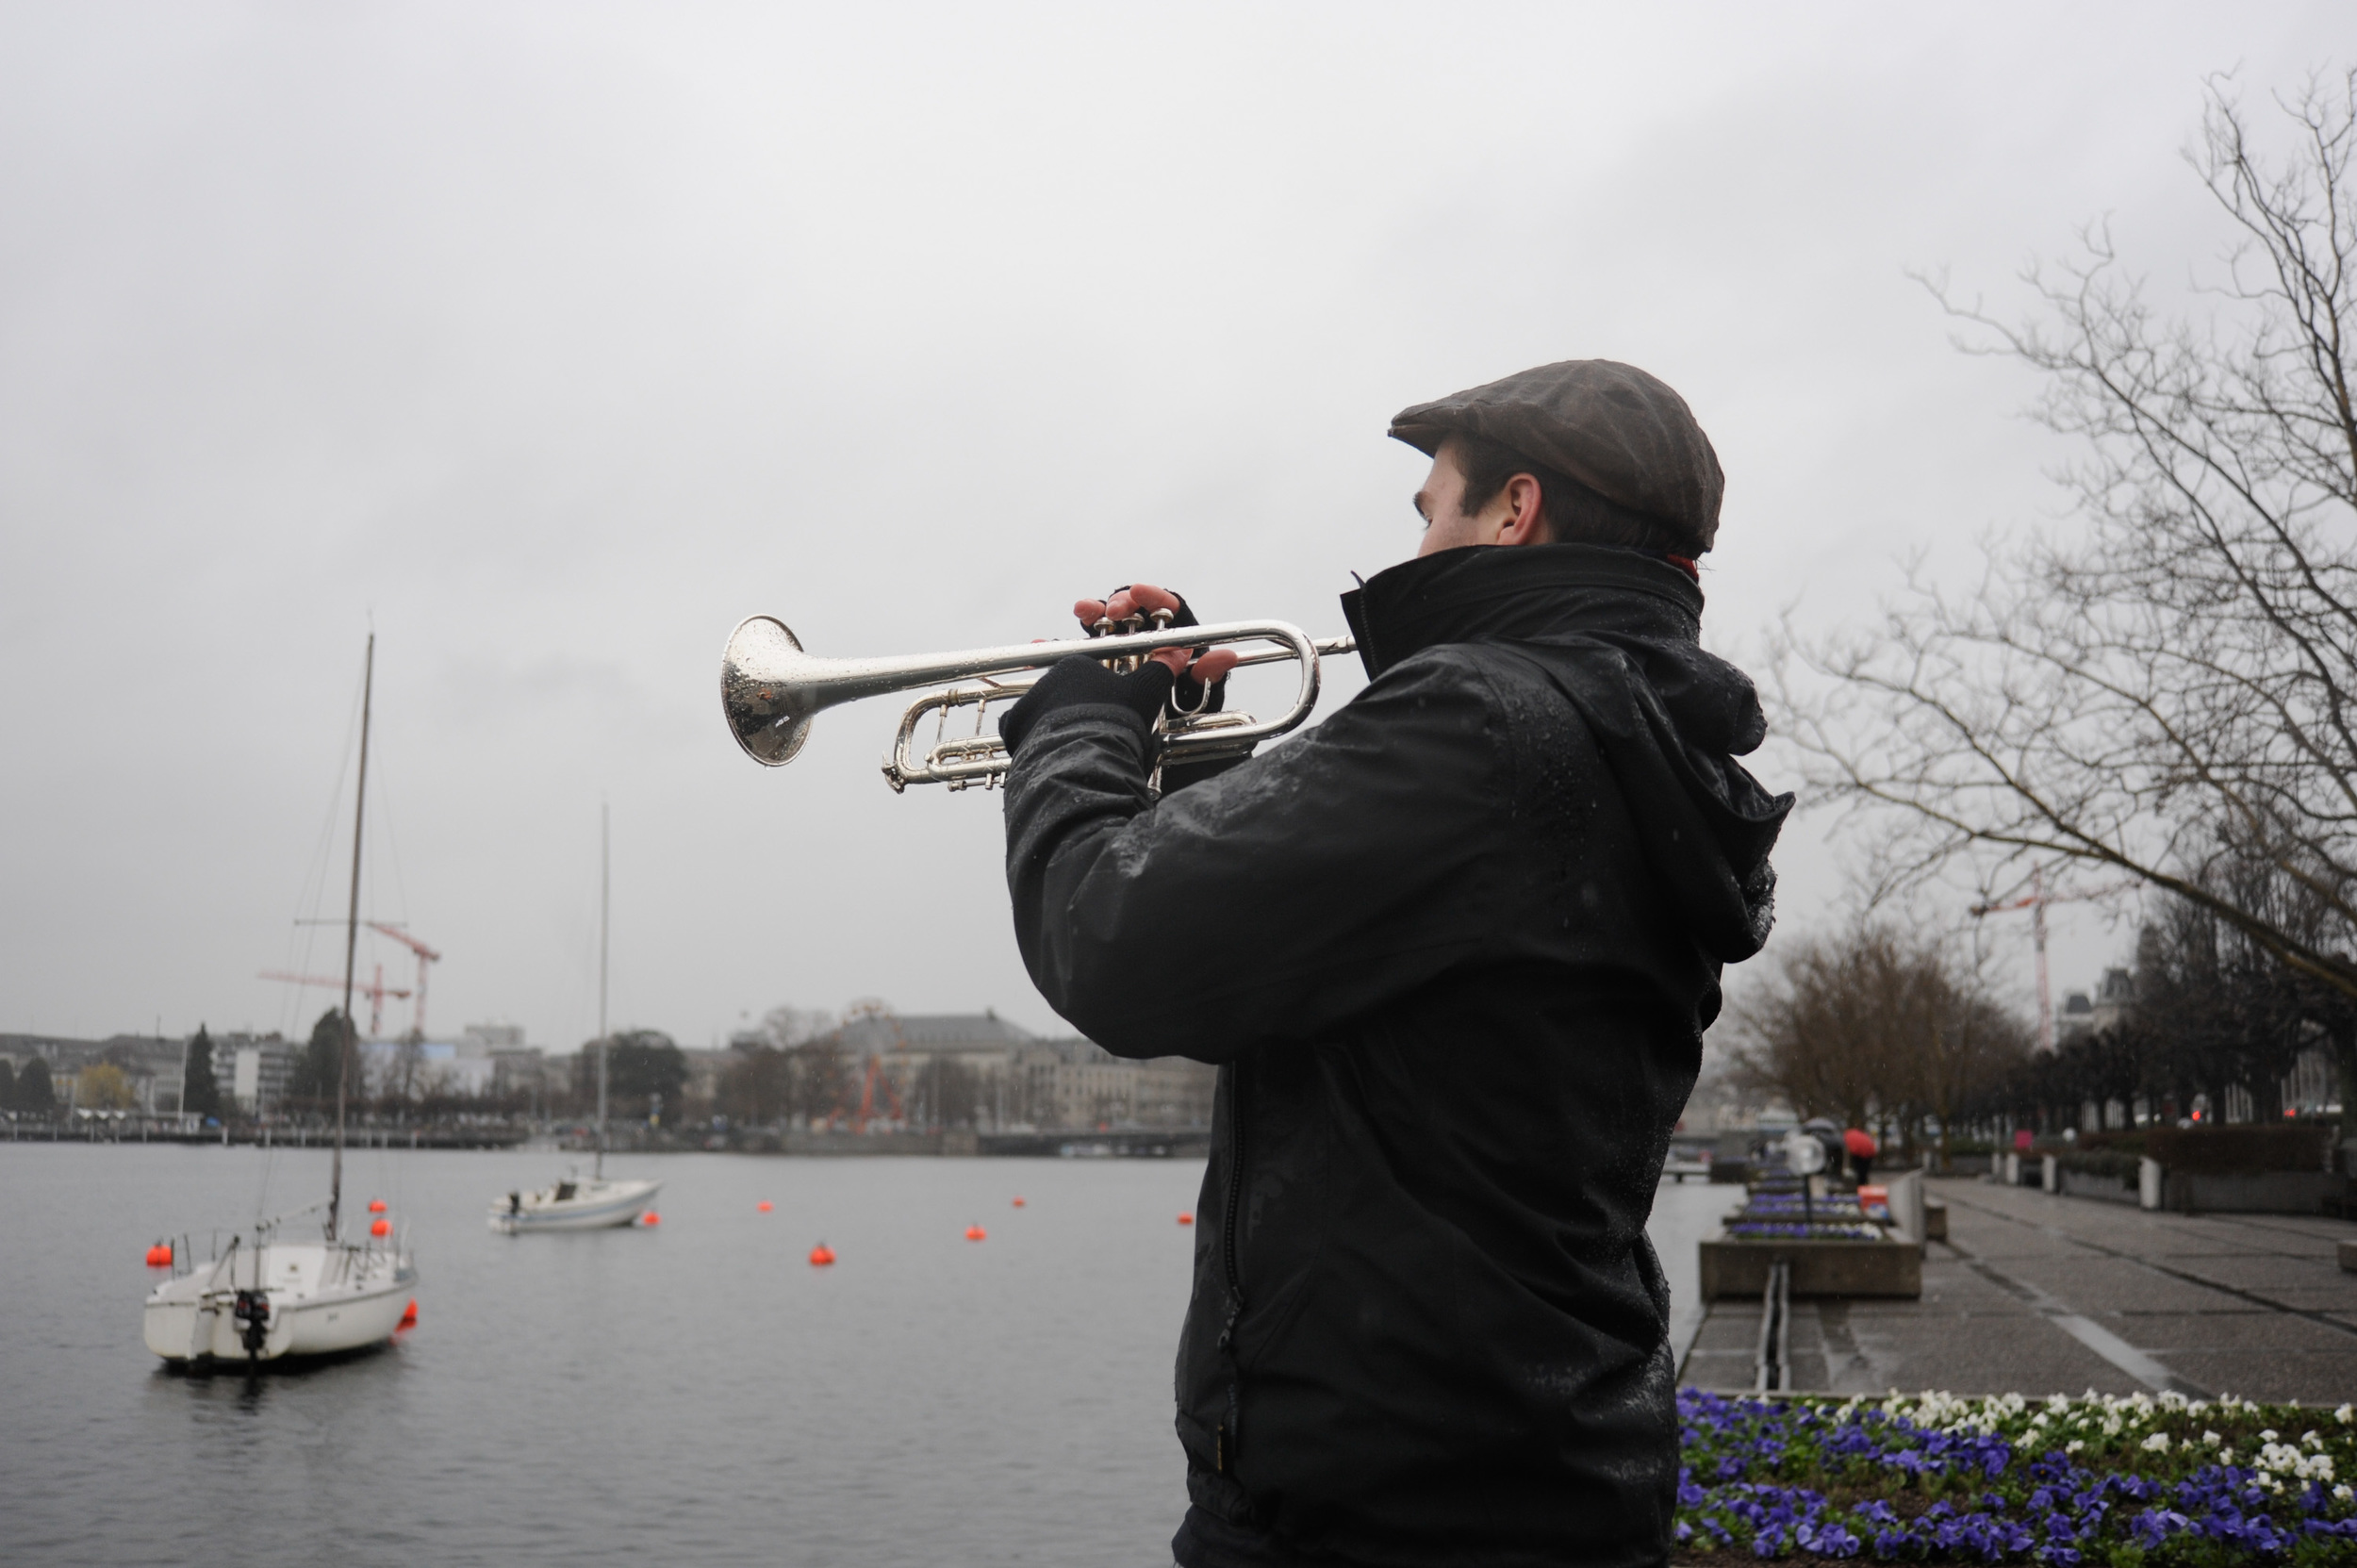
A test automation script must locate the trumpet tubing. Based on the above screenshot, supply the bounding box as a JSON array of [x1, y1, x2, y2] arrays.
[[719, 614, 1352, 791]]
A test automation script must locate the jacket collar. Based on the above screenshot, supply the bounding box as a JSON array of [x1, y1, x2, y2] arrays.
[[1339, 543, 1705, 680]]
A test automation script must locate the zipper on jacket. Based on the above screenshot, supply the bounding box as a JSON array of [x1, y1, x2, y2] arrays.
[[1215, 1061, 1247, 1474]]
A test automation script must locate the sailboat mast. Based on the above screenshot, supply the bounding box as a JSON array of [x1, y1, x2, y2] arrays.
[[331, 633, 374, 1243], [596, 801, 609, 1180]]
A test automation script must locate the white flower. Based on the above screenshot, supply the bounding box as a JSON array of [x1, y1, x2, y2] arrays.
[[2336, 1404, 2353, 1426], [2335, 1483, 2353, 1502], [2220, 1449, 2236, 1465], [2262, 1428, 2280, 1443], [2304, 1430, 2324, 1449], [2031, 1412, 2049, 1428], [2202, 1430, 2222, 1446], [2141, 1432, 2170, 1453], [2066, 1440, 2085, 1454], [2102, 1416, 2124, 1436]]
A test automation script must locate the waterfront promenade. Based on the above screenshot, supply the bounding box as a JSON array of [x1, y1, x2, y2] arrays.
[[1681, 1177, 2357, 1402]]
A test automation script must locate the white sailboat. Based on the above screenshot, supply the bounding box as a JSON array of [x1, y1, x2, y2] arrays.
[[489, 803, 661, 1234], [145, 634, 420, 1365]]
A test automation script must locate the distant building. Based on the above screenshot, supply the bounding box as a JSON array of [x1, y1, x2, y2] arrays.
[[229, 1036, 301, 1113], [355, 1022, 554, 1100], [2091, 968, 2135, 1034], [490, 1046, 550, 1098], [2056, 967, 2135, 1048], [1135, 1054, 1219, 1129], [811, 1010, 1218, 1131], [841, 1009, 1035, 1071], [1017, 1036, 1135, 1128]]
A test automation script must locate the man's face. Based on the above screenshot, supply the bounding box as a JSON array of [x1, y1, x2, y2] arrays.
[[1411, 439, 1537, 558]]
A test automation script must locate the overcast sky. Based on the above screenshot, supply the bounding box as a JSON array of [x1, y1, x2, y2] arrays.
[[3, 3, 2347, 1051]]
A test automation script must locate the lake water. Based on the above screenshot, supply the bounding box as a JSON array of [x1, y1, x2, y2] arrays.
[[0, 1143, 1726, 1566]]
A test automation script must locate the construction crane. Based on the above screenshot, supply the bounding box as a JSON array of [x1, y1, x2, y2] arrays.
[[260, 966, 411, 1038], [366, 922, 442, 1040], [839, 999, 909, 1131], [1969, 866, 2137, 1055]]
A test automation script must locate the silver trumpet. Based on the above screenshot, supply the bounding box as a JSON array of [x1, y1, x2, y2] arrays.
[[720, 610, 1355, 792]]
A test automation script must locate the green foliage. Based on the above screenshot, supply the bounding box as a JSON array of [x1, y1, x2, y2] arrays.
[[285, 1009, 352, 1106], [15, 1056, 57, 1114], [2059, 1149, 2143, 1182], [76, 1063, 136, 1110], [579, 1031, 688, 1125], [0, 1058, 13, 1111], [2143, 1124, 2336, 1176], [183, 1025, 221, 1119]]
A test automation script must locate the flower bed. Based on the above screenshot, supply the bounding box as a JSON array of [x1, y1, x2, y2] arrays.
[[1727, 1222, 1887, 1242], [1743, 1197, 1872, 1218], [1674, 1388, 2357, 1563]]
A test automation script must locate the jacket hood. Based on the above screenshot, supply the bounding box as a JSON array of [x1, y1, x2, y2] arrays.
[[1342, 543, 1792, 961]]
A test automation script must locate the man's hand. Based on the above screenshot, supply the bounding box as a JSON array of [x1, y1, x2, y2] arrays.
[[999, 584, 1243, 761], [1071, 584, 1242, 707]]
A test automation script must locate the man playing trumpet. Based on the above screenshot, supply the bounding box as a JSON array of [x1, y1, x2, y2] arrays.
[[998, 360, 1791, 1568]]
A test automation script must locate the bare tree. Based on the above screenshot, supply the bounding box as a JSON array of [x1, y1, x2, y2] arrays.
[[1734, 919, 2030, 1163], [717, 1045, 795, 1127], [1780, 72, 2357, 1001], [761, 1005, 834, 1048], [793, 1032, 851, 1125]]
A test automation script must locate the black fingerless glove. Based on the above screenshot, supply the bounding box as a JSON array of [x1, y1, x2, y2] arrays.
[[999, 655, 1176, 758], [1100, 586, 1228, 719]]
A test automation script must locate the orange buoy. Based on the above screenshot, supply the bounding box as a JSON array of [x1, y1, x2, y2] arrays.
[[964, 1223, 987, 1242], [398, 1298, 418, 1329], [1012, 1196, 1027, 1208], [757, 1200, 773, 1213], [144, 1243, 172, 1267], [1178, 1212, 1195, 1226], [641, 1211, 662, 1227], [809, 1242, 836, 1266], [366, 1198, 387, 1213], [370, 1217, 391, 1238]]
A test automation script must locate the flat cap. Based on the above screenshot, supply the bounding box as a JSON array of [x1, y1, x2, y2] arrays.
[[1389, 359, 1724, 551]]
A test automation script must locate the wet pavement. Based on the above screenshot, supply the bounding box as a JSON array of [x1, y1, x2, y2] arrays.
[[1680, 1177, 2357, 1403]]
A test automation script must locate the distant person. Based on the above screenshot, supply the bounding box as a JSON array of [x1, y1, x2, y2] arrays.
[[997, 360, 1791, 1568], [1843, 1126, 1878, 1185]]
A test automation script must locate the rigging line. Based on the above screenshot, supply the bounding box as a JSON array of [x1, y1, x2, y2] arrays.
[[279, 668, 371, 1039]]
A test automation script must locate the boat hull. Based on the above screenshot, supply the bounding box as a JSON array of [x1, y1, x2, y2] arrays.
[[487, 1177, 661, 1234]]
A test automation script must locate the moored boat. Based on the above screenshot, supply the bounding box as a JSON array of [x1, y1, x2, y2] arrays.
[[144, 634, 420, 1366], [488, 1173, 661, 1233], [492, 805, 663, 1237], [144, 1207, 416, 1362]]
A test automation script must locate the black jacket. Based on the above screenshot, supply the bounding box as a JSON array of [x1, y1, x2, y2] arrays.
[[1001, 544, 1790, 1568]]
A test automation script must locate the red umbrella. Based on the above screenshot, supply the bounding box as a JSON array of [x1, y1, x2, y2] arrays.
[[1842, 1128, 1878, 1158]]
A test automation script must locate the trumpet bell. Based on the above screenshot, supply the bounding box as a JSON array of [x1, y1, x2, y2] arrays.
[[720, 608, 1352, 787], [721, 616, 818, 767]]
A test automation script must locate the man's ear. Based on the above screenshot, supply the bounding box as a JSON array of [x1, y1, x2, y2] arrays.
[[1496, 473, 1549, 547]]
